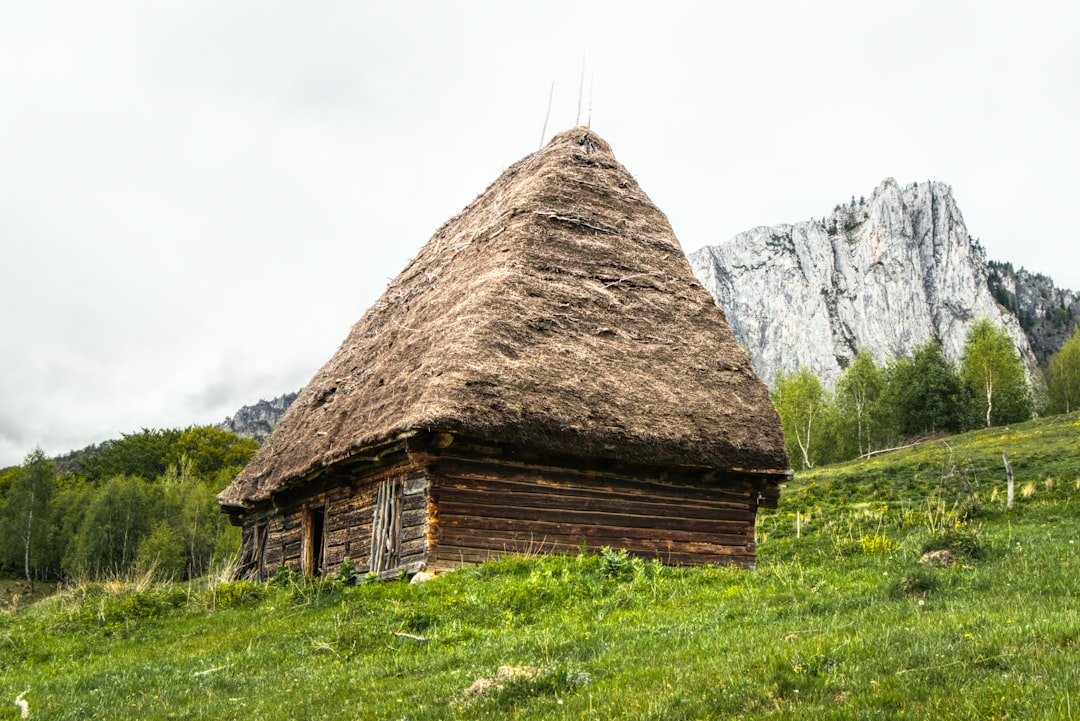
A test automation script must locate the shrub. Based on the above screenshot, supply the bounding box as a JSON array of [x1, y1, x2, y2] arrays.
[[212, 580, 263, 610], [100, 586, 188, 624], [269, 564, 301, 588], [599, 546, 635, 581], [335, 557, 358, 586], [861, 533, 897, 555]]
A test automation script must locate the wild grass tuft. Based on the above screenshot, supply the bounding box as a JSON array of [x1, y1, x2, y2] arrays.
[[920, 521, 985, 561]]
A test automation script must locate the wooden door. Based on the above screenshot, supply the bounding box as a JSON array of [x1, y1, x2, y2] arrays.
[[370, 477, 403, 574]]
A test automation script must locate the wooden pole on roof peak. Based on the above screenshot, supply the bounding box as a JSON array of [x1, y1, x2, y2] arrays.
[[539, 80, 554, 150]]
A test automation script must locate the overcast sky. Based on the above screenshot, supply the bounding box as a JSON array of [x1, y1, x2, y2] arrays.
[[2, 2, 1078, 467]]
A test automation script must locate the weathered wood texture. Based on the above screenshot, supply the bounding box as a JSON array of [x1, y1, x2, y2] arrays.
[[237, 460, 429, 580], [427, 457, 765, 571]]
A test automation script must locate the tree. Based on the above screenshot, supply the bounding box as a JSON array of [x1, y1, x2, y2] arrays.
[[890, 341, 963, 437], [772, 368, 827, 470], [79, 428, 183, 482], [835, 350, 890, 457], [1048, 327, 1080, 414], [136, 521, 187, 580], [48, 473, 93, 579], [159, 456, 237, 578], [959, 319, 1031, 428], [70, 475, 158, 577], [0, 465, 19, 499], [1, 449, 56, 592], [166, 426, 259, 488]]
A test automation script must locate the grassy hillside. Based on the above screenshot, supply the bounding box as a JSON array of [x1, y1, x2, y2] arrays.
[[1, 413, 1078, 720]]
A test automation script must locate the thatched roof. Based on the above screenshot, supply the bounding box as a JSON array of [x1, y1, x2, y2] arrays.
[[220, 127, 788, 510]]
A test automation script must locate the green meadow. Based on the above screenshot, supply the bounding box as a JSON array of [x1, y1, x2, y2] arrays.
[[2, 412, 1078, 720]]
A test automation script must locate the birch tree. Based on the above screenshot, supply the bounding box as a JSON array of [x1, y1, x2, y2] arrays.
[[71, 475, 156, 576], [835, 350, 889, 457], [772, 368, 826, 470], [2, 449, 55, 592], [960, 319, 1031, 428], [1048, 328, 1080, 414]]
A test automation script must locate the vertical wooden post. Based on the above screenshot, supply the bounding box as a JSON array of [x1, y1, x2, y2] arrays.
[[1003, 452, 1014, 510], [796, 510, 802, 539], [370, 477, 403, 574]]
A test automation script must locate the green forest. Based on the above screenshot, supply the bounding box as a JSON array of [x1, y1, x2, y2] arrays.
[[0, 426, 258, 592], [772, 320, 1080, 471]]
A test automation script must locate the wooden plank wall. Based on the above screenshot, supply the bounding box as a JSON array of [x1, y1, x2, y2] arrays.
[[427, 458, 762, 571], [242, 463, 430, 578], [236, 450, 779, 580]]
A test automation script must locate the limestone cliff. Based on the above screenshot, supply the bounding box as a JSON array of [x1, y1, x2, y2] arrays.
[[218, 391, 299, 442], [689, 179, 1037, 387]]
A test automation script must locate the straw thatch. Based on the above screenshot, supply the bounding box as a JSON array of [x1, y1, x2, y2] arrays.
[[219, 127, 787, 510]]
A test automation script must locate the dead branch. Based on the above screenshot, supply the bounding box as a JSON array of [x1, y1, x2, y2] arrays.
[[857, 437, 935, 460], [392, 632, 429, 642]]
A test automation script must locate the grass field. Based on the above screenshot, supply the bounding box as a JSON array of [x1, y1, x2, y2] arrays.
[[1, 412, 1078, 719]]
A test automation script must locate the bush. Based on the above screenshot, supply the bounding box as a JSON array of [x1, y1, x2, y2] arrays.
[[100, 586, 188, 624], [269, 564, 301, 588], [861, 533, 897, 555], [599, 547, 635, 581], [212, 580, 263, 610], [335, 557, 357, 585]]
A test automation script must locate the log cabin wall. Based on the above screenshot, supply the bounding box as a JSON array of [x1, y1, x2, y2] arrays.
[[231, 439, 783, 580], [426, 456, 774, 571], [238, 460, 430, 579]]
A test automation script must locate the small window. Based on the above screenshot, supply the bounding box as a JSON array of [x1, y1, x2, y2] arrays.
[[304, 506, 326, 576]]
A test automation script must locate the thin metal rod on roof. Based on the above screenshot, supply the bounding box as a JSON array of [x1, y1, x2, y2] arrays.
[[539, 80, 554, 150]]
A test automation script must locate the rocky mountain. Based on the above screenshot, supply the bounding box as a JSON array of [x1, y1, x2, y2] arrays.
[[218, 391, 299, 442], [688, 178, 1038, 387], [987, 262, 1079, 366]]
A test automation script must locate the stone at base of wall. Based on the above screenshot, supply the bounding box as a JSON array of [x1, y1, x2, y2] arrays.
[[410, 571, 437, 584]]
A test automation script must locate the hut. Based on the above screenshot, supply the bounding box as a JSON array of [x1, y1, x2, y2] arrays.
[[218, 127, 790, 579]]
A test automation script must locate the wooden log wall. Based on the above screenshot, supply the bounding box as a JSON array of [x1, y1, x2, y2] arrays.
[[427, 457, 765, 571], [239, 461, 430, 579], [233, 440, 782, 581]]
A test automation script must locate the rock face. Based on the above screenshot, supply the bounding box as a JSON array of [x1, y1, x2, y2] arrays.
[[987, 262, 1079, 366], [689, 179, 1038, 387], [218, 391, 299, 442]]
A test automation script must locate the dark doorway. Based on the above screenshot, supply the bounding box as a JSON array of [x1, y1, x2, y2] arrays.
[[305, 507, 326, 576]]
